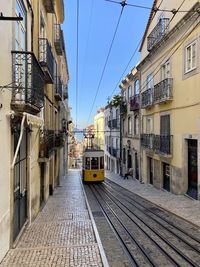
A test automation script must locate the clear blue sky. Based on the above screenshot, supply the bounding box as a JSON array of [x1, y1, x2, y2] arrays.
[[63, 0, 153, 129]]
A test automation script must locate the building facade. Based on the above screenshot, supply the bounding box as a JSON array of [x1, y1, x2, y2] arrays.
[[120, 68, 140, 179], [94, 108, 105, 150], [139, 0, 200, 199], [0, 0, 69, 261], [104, 101, 120, 174]]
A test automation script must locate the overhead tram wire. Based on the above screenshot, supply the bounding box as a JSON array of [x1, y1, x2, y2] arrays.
[[87, 2, 126, 124], [76, 0, 80, 128], [105, 0, 198, 13]]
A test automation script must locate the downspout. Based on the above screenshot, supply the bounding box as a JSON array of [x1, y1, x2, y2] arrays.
[[11, 113, 26, 169]]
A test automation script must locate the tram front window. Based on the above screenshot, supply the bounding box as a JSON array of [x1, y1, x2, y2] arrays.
[[100, 157, 104, 169], [85, 157, 90, 170], [91, 157, 99, 170]]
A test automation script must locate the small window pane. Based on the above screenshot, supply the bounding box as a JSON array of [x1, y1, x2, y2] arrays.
[[91, 157, 99, 170], [100, 157, 104, 169], [85, 157, 90, 170]]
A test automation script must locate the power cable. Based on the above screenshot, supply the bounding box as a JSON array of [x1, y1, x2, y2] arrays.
[[87, 3, 125, 124], [105, 0, 198, 13], [76, 0, 79, 128]]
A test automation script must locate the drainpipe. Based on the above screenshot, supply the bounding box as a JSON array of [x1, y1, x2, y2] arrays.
[[11, 113, 26, 169]]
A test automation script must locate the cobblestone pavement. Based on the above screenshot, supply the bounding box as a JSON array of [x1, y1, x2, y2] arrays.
[[106, 170, 200, 227], [0, 170, 103, 267]]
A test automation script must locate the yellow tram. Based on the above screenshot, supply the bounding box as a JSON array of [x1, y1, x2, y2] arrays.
[[82, 149, 105, 182]]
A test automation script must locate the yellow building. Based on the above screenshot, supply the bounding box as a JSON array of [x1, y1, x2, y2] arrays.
[[94, 108, 105, 150], [0, 0, 69, 261], [138, 0, 200, 199]]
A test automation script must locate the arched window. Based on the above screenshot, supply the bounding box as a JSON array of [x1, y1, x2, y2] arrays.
[[134, 115, 139, 135], [128, 116, 132, 135], [134, 80, 140, 95], [128, 85, 132, 99]]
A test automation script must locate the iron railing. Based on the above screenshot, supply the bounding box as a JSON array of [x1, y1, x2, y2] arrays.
[[11, 51, 45, 114], [39, 38, 54, 83], [153, 78, 173, 104], [55, 76, 63, 100], [109, 147, 118, 158], [43, 0, 54, 13], [55, 131, 65, 148], [108, 119, 120, 129], [141, 134, 154, 150], [147, 18, 170, 51], [130, 94, 140, 111], [141, 88, 153, 108], [39, 129, 55, 158], [141, 133, 172, 155], [54, 24, 63, 55]]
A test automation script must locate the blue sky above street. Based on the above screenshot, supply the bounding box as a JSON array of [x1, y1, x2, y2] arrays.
[[64, 0, 154, 129]]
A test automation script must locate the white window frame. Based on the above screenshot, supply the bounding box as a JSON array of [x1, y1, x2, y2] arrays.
[[128, 85, 132, 99], [185, 40, 197, 73]]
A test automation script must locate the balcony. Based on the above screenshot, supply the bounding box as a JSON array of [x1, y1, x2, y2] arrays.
[[147, 18, 169, 51], [141, 133, 173, 155], [54, 76, 63, 101], [39, 130, 55, 159], [108, 119, 119, 129], [120, 100, 127, 115], [130, 94, 140, 111], [43, 0, 54, 13], [55, 131, 65, 148], [154, 135, 173, 155], [141, 134, 154, 150], [39, 38, 54, 83], [109, 147, 117, 158], [11, 51, 45, 114], [141, 88, 153, 108], [54, 24, 63, 55], [153, 78, 173, 104]]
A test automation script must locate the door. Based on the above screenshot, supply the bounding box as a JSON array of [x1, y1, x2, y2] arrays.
[[163, 163, 170, 191], [13, 127, 27, 241], [148, 157, 153, 184], [127, 150, 132, 169], [135, 153, 139, 179], [40, 163, 45, 207], [187, 139, 198, 199]]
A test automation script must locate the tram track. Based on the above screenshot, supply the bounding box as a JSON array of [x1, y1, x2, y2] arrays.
[[88, 181, 200, 267]]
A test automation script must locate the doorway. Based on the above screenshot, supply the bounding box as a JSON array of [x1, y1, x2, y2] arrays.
[[187, 139, 198, 199], [148, 157, 153, 185], [163, 163, 170, 192], [13, 126, 27, 241]]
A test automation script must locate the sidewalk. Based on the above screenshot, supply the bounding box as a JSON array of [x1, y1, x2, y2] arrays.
[[0, 170, 105, 267], [106, 170, 200, 227]]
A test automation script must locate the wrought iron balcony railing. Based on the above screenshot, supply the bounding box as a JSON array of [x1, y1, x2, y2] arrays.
[[39, 38, 54, 83], [109, 147, 118, 158], [43, 0, 54, 13], [55, 131, 65, 148], [39, 129, 55, 158], [141, 134, 154, 150], [120, 100, 127, 115], [147, 18, 170, 51], [54, 24, 64, 55], [11, 51, 45, 114], [130, 94, 140, 111], [153, 78, 173, 104], [141, 88, 153, 108], [54, 76, 63, 101], [108, 119, 119, 129], [154, 135, 173, 155], [141, 133, 172, 155]]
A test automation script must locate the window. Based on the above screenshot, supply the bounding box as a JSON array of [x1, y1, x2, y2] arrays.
[[116, 139, 119, 149], [147, 73, 154, 89], [134, 80, 140, 95], [128, 117, 132, 135], [91, 157, 99, 170], [128, 85, 132, 99], [185, 41, 197, 73], [123, 119, 125, 134], [134, 115, 139, 135], [160, 115, 170, 135], [161, 60, 170, 80], [85, 157, 90, 170], [146, 117, 153, 134], [100, 157, 104, 169]]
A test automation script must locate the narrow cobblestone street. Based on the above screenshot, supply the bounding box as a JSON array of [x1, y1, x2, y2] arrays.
[[0, 170, 103, 267]]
